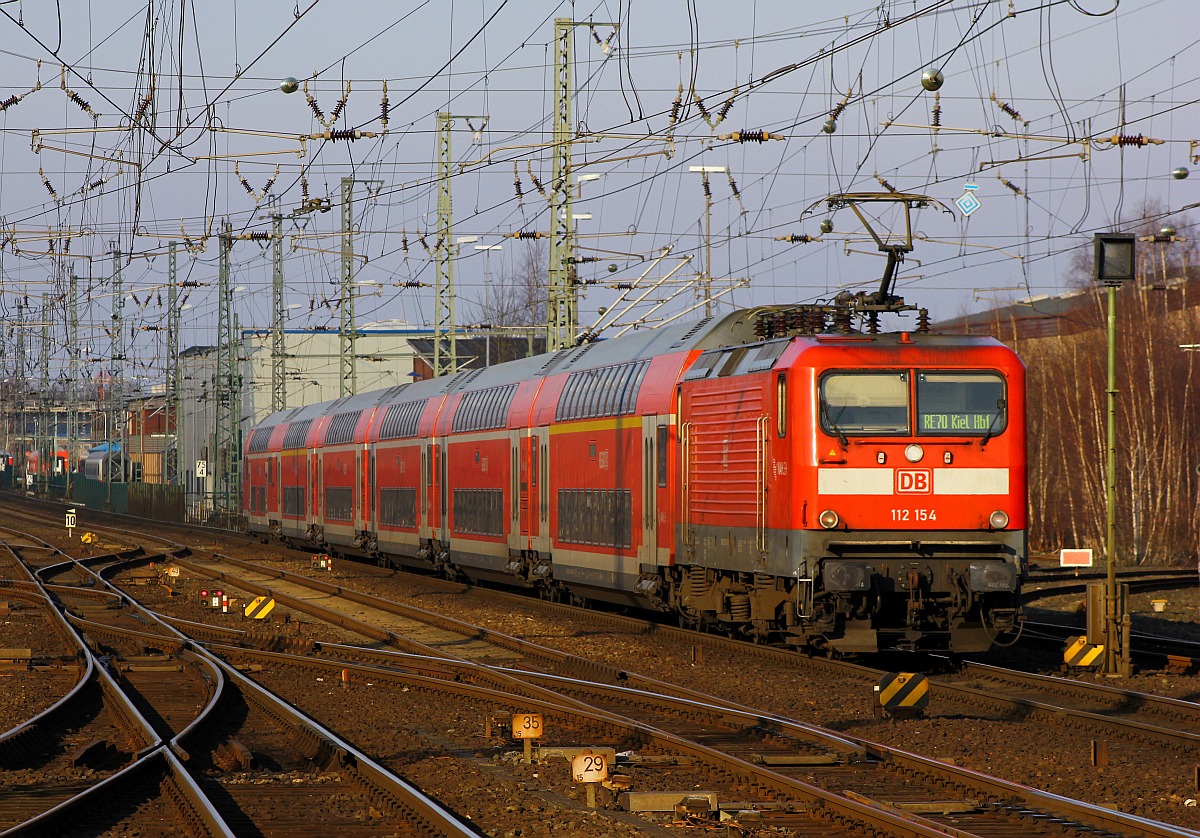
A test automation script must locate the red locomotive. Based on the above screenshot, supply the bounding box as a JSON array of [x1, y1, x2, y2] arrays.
[[245, 304, 1025, 653]]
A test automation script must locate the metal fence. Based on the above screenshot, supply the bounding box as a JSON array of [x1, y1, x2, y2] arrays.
[[40, 475, 185, 523]]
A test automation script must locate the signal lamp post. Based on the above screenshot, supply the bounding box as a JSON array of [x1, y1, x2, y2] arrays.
[[1093, 232, 1135, 676]]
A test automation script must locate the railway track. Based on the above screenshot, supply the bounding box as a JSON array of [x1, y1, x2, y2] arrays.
[[72, 534, 1199, 836], [174, 543, 1200, 757], [6, 496, 1200, 834], [0, 526, 478, 837], [1024, 566, 1198, 603]]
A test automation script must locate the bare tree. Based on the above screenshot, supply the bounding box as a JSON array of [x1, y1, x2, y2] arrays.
[[1018, 260, 1200, 567], [469, 239, 548, 328]]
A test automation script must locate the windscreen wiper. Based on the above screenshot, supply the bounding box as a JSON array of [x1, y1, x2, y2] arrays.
[[980, 398, 1006, 447], [820, 399, 849, 450]]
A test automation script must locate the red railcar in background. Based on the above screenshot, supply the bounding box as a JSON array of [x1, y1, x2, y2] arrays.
[[245, 306, 1025, 654]]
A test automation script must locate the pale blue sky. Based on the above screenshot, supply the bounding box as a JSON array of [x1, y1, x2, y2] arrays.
[[0, 0, 1196, 383]]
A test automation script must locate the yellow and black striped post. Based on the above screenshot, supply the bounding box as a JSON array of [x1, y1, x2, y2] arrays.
[[877, 672, 929, 718], [1064, 635, 1104, 669], [244, 596, 276, 621]]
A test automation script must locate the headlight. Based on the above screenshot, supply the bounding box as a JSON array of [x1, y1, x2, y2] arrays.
[[824, 560, 872, 591], [818, 509, 840, 529], [904, 443, 924, 463], [969, 561, 1017, 592], [989, 510, 1009, 530]]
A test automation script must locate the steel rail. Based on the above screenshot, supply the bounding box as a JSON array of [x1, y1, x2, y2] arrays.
[[54, 535, 481, 838], [206, 638, 1198, 838], [116, 550, 1196, 838], [4, 524, 476, 838], [3, 748, 234, 837], [9, 500, 1200, 836], [204, 641, 957, 838]]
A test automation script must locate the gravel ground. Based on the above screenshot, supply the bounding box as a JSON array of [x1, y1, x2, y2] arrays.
[[251, 671, 660, 838], [6, 510, 1200, 833], [243, 552, 1200, 831], [0, 597, 82, 728]]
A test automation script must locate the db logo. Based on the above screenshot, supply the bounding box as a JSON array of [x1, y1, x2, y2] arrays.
[[896, 469, 932, 494]]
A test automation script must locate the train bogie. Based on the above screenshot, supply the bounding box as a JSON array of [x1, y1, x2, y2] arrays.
[[245, 309, 1026, 655]]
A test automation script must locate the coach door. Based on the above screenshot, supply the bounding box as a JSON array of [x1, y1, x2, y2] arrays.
[[419, 444, 432, 540], [640, 416, 660, 565], [268, 452, 280, 516], [531, 426, 550, 555], [438, 440, 450, 545], [510, 430, 526, 549], [304, 453, 314, 525], [361, 447, 372, 532]]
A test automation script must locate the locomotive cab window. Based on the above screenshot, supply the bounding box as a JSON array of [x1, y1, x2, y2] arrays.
[[917, 372, 1007, 436], [820, 372, 909, 435]]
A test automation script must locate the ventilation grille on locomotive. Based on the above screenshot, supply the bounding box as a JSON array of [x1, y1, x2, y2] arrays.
[[556, 360, 648, 422], [453, 385, 517, 433], [379, 487, 417, 528], [453, 489, 504, 536], [685, 340, 790, 381], [324, 411, 361, 445], [282, 419, 313, 449], [379, 400, 425, 440], [557, 489, 632, 548], [324, 487, 354, 522]]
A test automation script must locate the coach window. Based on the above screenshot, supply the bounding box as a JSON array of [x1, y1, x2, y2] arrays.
[[776, 373, 787, 438], [820, 372, 910, 435], [596, 367, 617, 416], [916, 372, 1006, 436], [561, 377, 580, 421], [656, 425, 668, 487]]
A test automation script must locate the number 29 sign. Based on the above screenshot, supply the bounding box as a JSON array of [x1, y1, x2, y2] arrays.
[[572, 752, 609, 784]]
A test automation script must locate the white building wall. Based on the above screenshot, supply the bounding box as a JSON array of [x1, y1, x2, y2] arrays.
[[239, 326, 431, 427]]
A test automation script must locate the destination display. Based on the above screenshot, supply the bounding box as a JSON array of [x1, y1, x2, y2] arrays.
[[919, 412, 995, 431]]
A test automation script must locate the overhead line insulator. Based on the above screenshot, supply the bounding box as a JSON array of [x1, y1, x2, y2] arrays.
[[718, 130, 781, 143]]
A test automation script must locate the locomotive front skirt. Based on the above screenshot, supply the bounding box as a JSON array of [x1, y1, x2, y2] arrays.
[[245, 307, 1026, 654]]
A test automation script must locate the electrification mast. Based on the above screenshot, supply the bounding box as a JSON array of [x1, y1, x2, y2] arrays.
[[434, 112, 458, 377], [165, 243, 180, 485], [67, 269, 80, 499], [271, 201, 287, 412], [215, 223, 240, 517], [434, 112, 487, 377], [548, 19, 577, 352], [39, 292, 51, 492], [547, 19, 617, 351], [107, 248, 125, 508], [339, 177, 358, 397]]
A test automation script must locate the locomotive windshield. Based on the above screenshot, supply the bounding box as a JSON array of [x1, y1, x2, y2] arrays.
[[916, 372, 1006, 436], [820, 372, 910, 435], [819, 370, 1008, 437]]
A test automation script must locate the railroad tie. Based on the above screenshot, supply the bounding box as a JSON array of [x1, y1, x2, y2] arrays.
[[71, 739, 116, 769], [213, 737, 254, 772]]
